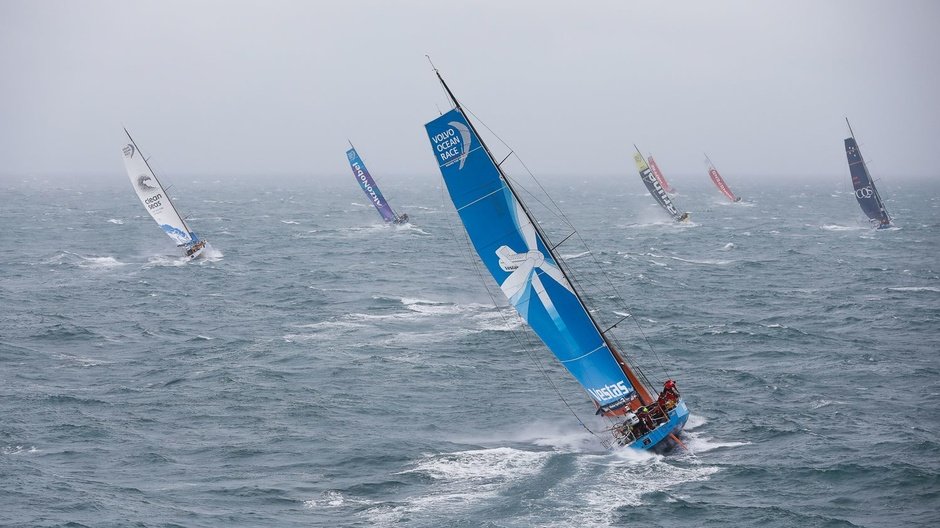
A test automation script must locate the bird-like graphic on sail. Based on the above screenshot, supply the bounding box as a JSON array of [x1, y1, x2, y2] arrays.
[[496, 200, 574, 326]]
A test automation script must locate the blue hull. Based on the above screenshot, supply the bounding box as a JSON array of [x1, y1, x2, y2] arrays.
[[626, 400, 690, 451]]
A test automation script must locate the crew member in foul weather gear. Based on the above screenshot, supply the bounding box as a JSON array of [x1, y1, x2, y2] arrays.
[[619, 410, 640, 442], [637, 406, 656, 433], [658, 379, 680, 411]]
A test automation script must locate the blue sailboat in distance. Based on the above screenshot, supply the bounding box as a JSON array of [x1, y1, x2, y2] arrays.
[[424, 65, 689, 451], [346, 142, 409, 224], [844, 119, 892, 228]]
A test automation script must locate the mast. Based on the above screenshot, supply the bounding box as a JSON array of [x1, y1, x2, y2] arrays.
[[123, 128, 196, 238], [433, 70, 656, 405]]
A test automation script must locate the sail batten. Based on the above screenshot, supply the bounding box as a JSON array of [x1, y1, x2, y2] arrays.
[[426, 104, 639, 413]]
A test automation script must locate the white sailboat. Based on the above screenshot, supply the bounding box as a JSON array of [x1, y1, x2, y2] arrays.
[[120, 129, 207, 259]]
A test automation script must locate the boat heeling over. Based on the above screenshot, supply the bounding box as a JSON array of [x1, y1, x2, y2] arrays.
[[346, 143, 409, 224], [844, 119, 891, 228], [121, 129, 206, 259], [633, 148, 689, 222], [425, 67, 689, 451]]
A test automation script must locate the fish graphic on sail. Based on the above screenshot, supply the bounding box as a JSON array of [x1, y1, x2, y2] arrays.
[[633, 146, 690, 222], [704, 154, 742, 202], [121, 129, 207, 259], [346, 143, 409, 224], [844, 119, 891, 228], [647, 155, 676, 193], [425, 67, 689, 451]]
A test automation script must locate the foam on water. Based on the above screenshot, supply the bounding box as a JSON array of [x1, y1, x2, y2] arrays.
[[2, 180, 937, 528]]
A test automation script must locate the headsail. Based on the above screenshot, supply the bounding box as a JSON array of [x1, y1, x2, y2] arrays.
[[346, 144, 403, 223], [425, 85, 642, 415], [633, 147, 687, 221], [704, 154, 741, 202], [647, 155, 675, 193], [705, 154, 741, 202], [844, 119, 891, 227], [121, 129, 200, 248]]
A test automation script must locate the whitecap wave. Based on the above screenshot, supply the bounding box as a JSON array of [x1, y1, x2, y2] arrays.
[[2, 445, 39, 455], [821, 224, 864, 231], [682, 430, 750, 453], [887, 286, 939, 293], [77, 255, 126, 269]]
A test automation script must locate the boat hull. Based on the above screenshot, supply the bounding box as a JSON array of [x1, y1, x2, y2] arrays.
[[185, 240, 207, 260], [627, 400, 690, 451]]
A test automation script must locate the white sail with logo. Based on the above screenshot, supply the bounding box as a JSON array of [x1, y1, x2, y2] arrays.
[[121, 129, 202, 251]]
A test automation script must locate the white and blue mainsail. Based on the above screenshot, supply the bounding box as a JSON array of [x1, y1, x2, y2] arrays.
[[121, 129, 202, 250], [346, 144, 404, 224], [425, 97, 641, 414]]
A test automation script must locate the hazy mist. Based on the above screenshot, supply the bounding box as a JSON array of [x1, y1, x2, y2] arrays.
[[2, 0, 938, 185]]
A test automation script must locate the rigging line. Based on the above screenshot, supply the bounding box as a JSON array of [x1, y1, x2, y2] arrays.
[[458, 105, 573, 228], [516, 152, 674, 379], [437, 178, 605, 441], [461, 102, 673, 383], [452, 91, 665, 396], [426, 55, 454, 112], [514, 160, 673, 381]]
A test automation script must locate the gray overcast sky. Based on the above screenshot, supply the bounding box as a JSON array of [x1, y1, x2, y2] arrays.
[[1, 0, 938, 183]]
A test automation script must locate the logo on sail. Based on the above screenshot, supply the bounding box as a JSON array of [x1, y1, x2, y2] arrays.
[[431, 120, 471, 170], [856, 186, 874, 199], [137, 174, 157, 191], [496, 199, 574, 325], [123, 144, 136, 158]]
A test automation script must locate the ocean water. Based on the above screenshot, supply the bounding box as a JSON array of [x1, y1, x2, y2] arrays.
[[1, 173, 938, 528]]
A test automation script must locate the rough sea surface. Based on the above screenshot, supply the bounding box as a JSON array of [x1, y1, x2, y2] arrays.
[[1, 172, 938, 527]]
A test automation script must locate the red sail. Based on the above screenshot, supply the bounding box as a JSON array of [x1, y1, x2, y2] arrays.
[[706, 161, 739, 202], [647, 156, 675, 193]]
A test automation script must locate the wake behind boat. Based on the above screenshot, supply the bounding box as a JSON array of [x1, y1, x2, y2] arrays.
[[121, 129, 207, 259], [425, 67, 689, 452], [346, 142, 409, 225], [634, 146, 690, 222], [844, 119, 892, 229], [704, 154, 742, 203]]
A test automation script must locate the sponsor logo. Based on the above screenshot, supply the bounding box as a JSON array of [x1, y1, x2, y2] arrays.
[[856, 186, 874, 199], [588, 381, 632, 402], [640, 166, 679, 216], [431, 120, 471, 170], [137, 174, 157, 191], [144, 192, 163, 210], [123, 144, 135, 158], [353, 162, 384, 207]]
